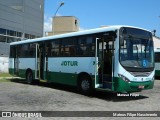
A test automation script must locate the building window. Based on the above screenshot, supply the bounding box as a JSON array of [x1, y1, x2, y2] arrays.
[[75, 20, 78, 25], [17, 32, 22, 37], [0, 28, 6, 35], [7, 30, 16, 36], [7, 37, 13, 43], [25, 34, 29, 39], [0, 27, 38, 43], [0, 36, 6, 42]]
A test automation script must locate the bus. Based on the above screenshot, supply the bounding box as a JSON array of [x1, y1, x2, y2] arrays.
[[9, 25, 154, 95], [154, 48, 160, 78]]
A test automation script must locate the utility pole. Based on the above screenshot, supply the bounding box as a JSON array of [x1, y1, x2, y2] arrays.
[[54, 2, 64, 17]]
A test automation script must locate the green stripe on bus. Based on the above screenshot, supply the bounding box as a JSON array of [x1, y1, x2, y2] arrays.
[[9, 68, 36, 79], [46, 71, 78, 86], [9, 68, 14, 75]]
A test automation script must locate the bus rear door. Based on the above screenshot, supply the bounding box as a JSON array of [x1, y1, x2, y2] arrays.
[[14, 46, 19, 75], [35, 43, 48, 80], [35, 43, 46, 80]]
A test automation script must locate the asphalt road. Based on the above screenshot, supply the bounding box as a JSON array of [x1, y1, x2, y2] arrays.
[[0, 78, 160, 119]]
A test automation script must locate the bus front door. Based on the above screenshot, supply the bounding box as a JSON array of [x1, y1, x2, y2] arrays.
[[95, 33, 115, 89], [95, 38, 104, 88]]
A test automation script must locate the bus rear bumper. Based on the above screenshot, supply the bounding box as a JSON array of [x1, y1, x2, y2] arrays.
[[114, 77, 154, 93]]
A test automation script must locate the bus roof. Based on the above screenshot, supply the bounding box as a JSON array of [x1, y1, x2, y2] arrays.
[[10, 25, 151, 45]]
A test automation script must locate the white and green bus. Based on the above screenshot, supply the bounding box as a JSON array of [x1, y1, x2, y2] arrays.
[[9, 25, 155, 94], [154, 48, 160, 78]]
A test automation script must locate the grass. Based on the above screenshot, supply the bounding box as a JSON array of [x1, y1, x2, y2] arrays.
[[0, 73, 13, 77], [0, 73, 13, 82]]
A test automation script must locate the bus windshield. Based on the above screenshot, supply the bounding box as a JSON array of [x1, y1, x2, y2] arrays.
[[119, 27, 154, 72]]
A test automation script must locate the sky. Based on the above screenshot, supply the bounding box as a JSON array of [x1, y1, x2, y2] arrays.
[[44, 0, 160, 36]]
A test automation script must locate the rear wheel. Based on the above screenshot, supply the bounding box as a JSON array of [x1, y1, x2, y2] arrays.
[[26, 71, 33, 84], [78, 75, 92, 95]]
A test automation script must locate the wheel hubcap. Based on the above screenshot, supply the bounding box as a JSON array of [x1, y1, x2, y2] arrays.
[[81, 80, 90, 90]]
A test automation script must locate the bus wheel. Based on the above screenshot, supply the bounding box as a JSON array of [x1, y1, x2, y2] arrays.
[[79, 75, 92, 95], [26, 71, 33, 84]]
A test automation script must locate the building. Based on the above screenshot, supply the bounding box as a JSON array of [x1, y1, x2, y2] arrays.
[[0, 0, 44, 43], [48, 16, 79, 36], [153, 36, 160, 49], [0, 0, 44, 73]]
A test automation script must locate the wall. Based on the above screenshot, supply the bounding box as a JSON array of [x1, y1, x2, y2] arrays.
[[0, 42, 10, 73], [48, 16, 79, 36], [0, 57, 9, 73]]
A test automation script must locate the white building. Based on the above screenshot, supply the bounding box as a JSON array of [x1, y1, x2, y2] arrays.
[[153, 36, 160, 49]]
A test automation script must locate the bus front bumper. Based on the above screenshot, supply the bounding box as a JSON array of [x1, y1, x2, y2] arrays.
[[114, 77, 154, 93]]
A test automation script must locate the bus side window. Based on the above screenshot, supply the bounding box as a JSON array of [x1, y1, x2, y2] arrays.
[[10, 46, 15, 58], [46, 42, 52, 57], [50, 40, 60, 57], [61, 38, 77, 57], [77, 36, 95, 57], [19, 44, 29, 58], [69, 47, 76, 56], [29, 43, 36, 57]]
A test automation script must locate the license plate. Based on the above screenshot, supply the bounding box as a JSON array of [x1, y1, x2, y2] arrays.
[[138, 86, 144, 89]]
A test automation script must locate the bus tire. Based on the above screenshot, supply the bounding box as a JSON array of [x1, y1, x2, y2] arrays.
[[26, 71, 33, 84], [78, 75, 92, 96]]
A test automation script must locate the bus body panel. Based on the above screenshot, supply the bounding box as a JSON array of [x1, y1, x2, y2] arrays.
[[18, 58, 36, 78], [46, 57, 95, 86], [9, 58, 36, 78], [48, 57, 95, 74]]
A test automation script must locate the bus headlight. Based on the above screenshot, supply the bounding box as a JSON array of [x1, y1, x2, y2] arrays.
[[118, 74, 130, 83]]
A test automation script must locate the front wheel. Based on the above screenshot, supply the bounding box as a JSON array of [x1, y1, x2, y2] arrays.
[[26, 71, 33, 84], [78, 75, 93, 95]]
